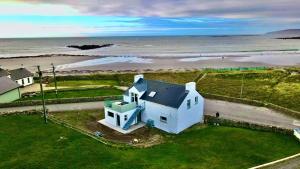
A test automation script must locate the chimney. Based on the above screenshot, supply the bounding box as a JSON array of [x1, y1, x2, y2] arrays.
[[185, 82, 196, 91], [134, 74, 144, 83]]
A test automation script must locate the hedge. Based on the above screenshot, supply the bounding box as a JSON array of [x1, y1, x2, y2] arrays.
[[204, 115, 293, 135], [0, 95, 122, 108], [0, 110, 43, 116], [201, 92, 300, 119]]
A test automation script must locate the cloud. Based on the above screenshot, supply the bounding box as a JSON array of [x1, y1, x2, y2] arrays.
[[10, 0, 300, 22]]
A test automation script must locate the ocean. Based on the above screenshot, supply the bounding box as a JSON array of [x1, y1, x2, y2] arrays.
[[1, 35, 300, 58]]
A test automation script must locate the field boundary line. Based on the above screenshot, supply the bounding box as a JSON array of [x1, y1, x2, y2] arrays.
[[194, 73, 207, 83], [249, 153, 300, 169]]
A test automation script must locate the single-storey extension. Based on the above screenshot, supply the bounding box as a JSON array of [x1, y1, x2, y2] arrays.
[[0, 76, 21, 103]]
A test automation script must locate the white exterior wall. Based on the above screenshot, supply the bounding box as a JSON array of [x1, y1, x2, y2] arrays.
[[294, 130, 300, 140], [104, 108, 137, 128], [126, 86, 145, 103], [176, 91, 204, 133], [15, 76, 34, 87], [141, 100, 178, 133], [123, 95, 130, 102]]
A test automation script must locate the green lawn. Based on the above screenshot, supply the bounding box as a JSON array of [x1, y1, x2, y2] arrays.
[[197, 70, 300, 112], [47, 80, 119, 87], [0, 115, 299, 169], [21, 87, 123, 101]]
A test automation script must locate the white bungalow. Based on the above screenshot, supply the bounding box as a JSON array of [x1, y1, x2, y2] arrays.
[[99, 74, 204, 134], [9, 68, 34, 87]]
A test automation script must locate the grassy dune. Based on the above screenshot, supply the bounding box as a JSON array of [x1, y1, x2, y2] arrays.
[[197, 69, 300, 112]]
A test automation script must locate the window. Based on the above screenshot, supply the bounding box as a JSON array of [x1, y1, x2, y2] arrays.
[[187, 99, 191, 109], [27, 77, 30, 83], [21, 79, 24, 85], [124, 115, 128, 121], [149, 91, 156, 97], [108, 111, 114, 118], [195, 96, 198, 105], [160, 116, 167, 123], [131, 92, 134, 102]]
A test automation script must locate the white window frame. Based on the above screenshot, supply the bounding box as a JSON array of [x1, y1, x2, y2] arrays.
[[160, 116, 167, 123], [187, 99, 191, 109]]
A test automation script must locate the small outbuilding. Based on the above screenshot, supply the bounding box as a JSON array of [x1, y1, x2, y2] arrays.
[[9, 68, 34, 87], [0, 76, 21, 103]]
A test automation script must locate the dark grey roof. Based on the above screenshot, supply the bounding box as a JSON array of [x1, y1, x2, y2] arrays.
[[9, 68, 33, 80], [125, 79, 188, 108], [0, 76, 20, 95], [0, 68, 9, 77], [124, 78, 147, 96]]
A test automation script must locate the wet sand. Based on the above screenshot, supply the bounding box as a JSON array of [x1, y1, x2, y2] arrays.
[[0, 55, 98, 72]]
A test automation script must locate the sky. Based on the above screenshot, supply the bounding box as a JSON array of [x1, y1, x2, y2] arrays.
[[0, 0, 300, 38]]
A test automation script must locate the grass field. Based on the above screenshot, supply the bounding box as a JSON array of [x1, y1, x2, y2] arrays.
[[47, 80, 119, 87], [0, 115, 299, 169], [42, 69, 300, 112], [51, 109, 104, 131], [49, 71, 200, 87], [197, 69, 300, 112], [21, 87, 123, 101]]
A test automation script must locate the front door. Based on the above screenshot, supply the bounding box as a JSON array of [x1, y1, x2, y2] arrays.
[[116, 115, 120, 127], [137, 111, 142, 122], [135, 94, 139, 104]]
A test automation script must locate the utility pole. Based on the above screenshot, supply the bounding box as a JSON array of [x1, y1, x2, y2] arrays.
[[51, 63, 58, 98], [37, 66, 47, 124], [240, 73, 245, 98]]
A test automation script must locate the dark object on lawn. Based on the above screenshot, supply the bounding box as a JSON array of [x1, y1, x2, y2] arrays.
[[146, 119, 155, 128], [216, 112, 220, 118], [67, 44, 114, 50], [95, 131, 103, 137]]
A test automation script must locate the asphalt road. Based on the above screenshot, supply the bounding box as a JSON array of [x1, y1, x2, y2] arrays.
[[205, 99, 299, 129], [0, 99, 299, 129]]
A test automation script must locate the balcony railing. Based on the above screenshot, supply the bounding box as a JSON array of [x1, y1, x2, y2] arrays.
[[104, 100, 136, 113]]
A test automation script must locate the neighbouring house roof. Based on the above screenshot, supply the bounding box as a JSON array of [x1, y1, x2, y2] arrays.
[[0, 76, 20, 95], [125, 78, 189, 108], [0, 68, 9, 77], [9, 68, 33, 80]]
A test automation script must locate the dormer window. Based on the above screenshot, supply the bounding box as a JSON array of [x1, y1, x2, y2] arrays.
[[149, 91, 156, 97]]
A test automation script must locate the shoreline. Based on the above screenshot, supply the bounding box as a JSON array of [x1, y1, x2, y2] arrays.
[[1, 52, 299, 73]]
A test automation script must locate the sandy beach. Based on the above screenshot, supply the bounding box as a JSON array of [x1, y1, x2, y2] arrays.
[[1, 51, 299, 74]]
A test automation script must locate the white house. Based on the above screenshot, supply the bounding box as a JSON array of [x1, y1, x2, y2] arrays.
[[294, 128, 300, 141], [9, 68, 34, 87], [100, 74, 204, 134]]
